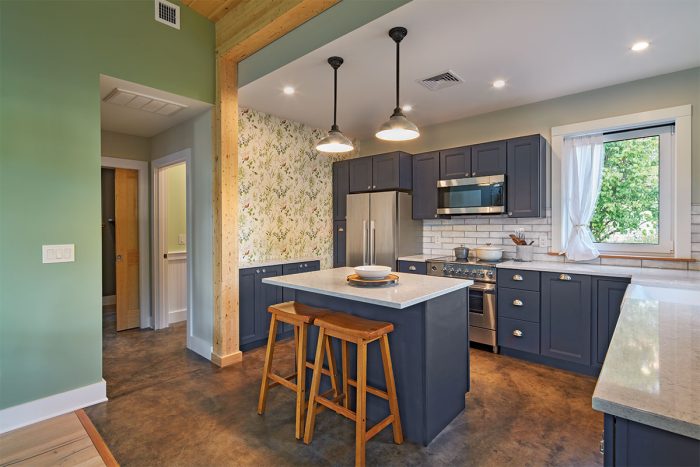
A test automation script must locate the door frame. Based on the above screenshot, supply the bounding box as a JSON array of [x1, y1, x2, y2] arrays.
[[101, 157, 151, 328], [151, 149, 193, 336]]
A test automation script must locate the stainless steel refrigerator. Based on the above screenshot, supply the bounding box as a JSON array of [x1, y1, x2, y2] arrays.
[[346, 191, 421, 268]]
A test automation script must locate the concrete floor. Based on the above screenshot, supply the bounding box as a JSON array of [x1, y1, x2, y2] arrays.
[[87, 307, 603, 466]]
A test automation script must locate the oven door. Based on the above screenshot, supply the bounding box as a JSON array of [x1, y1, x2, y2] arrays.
[[468, 282, 496, 330], [437, 175, 505, 215]]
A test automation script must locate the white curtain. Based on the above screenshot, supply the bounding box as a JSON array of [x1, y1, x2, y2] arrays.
[[564, 134, 605, 261]]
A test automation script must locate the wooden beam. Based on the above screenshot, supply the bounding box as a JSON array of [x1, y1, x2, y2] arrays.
[[211, 0, 338, 368]]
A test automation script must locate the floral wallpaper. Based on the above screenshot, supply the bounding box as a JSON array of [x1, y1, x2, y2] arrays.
[[238, 108, 358, 269]]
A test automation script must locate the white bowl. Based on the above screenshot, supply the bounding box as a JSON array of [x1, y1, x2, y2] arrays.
[[354, 265, 392, 280]]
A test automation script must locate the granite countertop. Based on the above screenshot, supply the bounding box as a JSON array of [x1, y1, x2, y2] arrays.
[[262, 267, 472, 309], [592, 284, 700, 440], [239, 257, 321, 269], [397, 254, 447, 262]]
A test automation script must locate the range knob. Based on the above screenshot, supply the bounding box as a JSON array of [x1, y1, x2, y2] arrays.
[[448, 268, 455, 274], [470, 271, 478, 277], [479, 272, 485, 278], [487, 271, 494, 278]]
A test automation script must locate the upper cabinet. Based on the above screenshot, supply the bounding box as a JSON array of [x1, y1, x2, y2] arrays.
[[348, 152, 412, 193], [506, 135, 546, 218], [332, 161, 349, 221], [471, 140, 507, 176], [412, 151, 440, 220], [439, 146, 471, 180]]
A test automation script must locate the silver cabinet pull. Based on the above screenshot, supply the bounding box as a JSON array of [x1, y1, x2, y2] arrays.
[[465, 172, 470, 177], [559, 274, 572, 281], [512, 299, 523, 307], [338, 227, 344, 232], [408, 265, 416, 271], [472, 172, 476, 176], [262, 268, 266, 273], [434, 214, 438, 218], [256, 269, 260, 273], [508, 211, 513, 216], [372, 185, 376, 189], [513, 329, 523, 337], [367, 185, 371, 190], [512, 274, 523, 281]]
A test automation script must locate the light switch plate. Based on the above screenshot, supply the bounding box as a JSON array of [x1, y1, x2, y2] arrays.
[[43, 244, 75, 263], [178, 233, 185, 245], [539, 234, 548, 248]]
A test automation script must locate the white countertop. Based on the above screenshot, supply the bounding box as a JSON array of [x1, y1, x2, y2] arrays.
[[397, 254, 446, 262], [262, 267, 472, 309], [592, 284, 700, 440], [239, 257, 321, 269]]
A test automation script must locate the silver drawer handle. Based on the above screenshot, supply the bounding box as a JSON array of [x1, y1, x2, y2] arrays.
[[262, 268, 266, 273], [408, 265, 416, 271], [512, 299, 523, 307], [559, 274, 571, 281], [338, 227, 344, 232], [512, 274, 523, 281], [513, 329, 523, 337]]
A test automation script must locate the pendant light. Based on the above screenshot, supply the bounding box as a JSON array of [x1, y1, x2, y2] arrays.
[[376, 27, 419, 141], [316, 56, 354, 153]]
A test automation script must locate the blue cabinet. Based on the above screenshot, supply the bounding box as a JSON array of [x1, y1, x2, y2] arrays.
[[471, 140, 507, 176], [332, 161, 349, 221], [439, 146, 471, 180], [411, 151, 440, 220], [592, 278, 630, 369], [397, 260, 427, 275], [333, 221, 346, 268], [506, 135, 546, 218], [348, 152, 412, 193], [541, 272, 591, 366]]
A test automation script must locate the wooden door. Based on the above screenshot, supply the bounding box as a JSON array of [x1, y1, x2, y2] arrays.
[[115, 168, 140, 331]]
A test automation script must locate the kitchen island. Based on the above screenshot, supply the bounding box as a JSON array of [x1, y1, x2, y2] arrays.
[[263, 267, 472, 446]]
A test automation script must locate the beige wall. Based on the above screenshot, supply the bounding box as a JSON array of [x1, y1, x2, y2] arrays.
[[101, 130, 150, 161], [360, 67, 700, 203]]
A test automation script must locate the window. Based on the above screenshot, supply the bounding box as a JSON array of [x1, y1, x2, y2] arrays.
[[590, 125, 673, 254]]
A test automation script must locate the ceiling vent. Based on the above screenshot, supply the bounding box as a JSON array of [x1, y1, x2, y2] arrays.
[[155, 0, 180, 29], [418, 70, 464, 91], [103, 88, 187, 116]]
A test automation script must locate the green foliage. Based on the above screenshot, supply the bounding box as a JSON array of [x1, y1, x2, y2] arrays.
[[590, 136, 659, 244]]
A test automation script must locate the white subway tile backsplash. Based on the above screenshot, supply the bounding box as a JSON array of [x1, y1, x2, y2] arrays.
[[476, 224, 503, 232]]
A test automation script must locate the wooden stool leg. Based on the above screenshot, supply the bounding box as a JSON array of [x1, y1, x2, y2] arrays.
[[341, 340, 349, 409], [294, 323, 308, 440], [325, 336, 340, 398], [355, 340, 367, 467], [303, 327, 326, 444], [380, 334, 403, 444], [293, 325, 299, 358], [257, 315, 279, 415]]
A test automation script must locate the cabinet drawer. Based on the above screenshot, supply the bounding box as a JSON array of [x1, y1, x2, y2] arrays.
[[498, 317, 539, 354], [497, 269, 540, 291], [397, 260, 426, 275], [498, 288, 540, 322], [282, 261, 319, 275]]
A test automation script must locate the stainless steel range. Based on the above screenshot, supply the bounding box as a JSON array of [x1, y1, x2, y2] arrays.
[[427, 256, 499, 352]]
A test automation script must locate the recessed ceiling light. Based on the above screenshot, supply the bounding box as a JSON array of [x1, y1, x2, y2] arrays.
[[631, 41, 649, 52], [492, 79, 506, 89], [283, 86, 295, 95], [402, 104, 412, 112]]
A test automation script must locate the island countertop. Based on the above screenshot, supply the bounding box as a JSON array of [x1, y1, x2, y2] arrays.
[[262, 267, 472, 309]]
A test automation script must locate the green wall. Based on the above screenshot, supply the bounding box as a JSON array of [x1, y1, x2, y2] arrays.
[[165, 164, 187, 253], [0, 1, 214, 409]]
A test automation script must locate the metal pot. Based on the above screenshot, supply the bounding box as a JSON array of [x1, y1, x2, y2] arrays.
[[475, 244, 503, 261], [454, 245, 469, 260]]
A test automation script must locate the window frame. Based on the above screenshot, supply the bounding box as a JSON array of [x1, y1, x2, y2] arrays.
[[551, 105, 692, 259]]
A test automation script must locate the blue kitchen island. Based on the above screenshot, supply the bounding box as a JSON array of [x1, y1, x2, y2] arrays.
[[264, 267, 471, 446]]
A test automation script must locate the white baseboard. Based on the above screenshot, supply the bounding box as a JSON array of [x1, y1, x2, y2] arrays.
[[0, 379, 107, 434], [187, 334, 213, 361], [102, 295, 116, 306], [168, 308, 187, 324]]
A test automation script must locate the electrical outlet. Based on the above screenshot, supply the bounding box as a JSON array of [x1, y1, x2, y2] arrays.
[[539, 234, 548, 248], [178, 233, 186, 245], [43, 244, 75, 263]]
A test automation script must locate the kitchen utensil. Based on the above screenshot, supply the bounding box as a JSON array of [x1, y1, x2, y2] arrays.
[[347, 273, 399, 287], [509, 234, 527, 246], [353, 265, 392, 280], [516, 245, 534, 262], [454, 245, 469, 260], [475, 244, 504, 261]]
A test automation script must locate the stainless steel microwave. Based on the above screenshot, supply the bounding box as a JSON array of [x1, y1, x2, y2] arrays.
[[437, 174, 505, 215]]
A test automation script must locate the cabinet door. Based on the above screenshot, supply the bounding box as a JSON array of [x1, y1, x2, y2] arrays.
[[506, 135, 545, 218], [239, 268, 257, 345], [348, 157, 373, 193], [333, 161, 349, 220], [439, 146, 471, 180], [333, 221, 347, 267], [372, 153, 400, 191], [254, 266, 283, 340], [541, 272, 591, 365], [593, 278, 630, 366], [412, 151, 440, 220], [471, 140, 507, 176]]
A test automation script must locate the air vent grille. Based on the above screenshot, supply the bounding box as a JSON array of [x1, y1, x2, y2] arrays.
[[155, 0, 180, 29], [418, 70, 464, 91], [103, 88, 187, 116]]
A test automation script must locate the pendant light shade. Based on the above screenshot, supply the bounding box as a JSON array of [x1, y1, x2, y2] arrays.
[[376, 27, 419, 142], [316, 56, 354, 153]]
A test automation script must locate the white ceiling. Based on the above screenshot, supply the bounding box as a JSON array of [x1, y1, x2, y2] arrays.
[[100, 75, 211, 137], [239, 0, 700, 140]]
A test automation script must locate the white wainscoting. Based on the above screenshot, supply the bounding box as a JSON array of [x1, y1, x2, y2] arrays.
[[166, 252, 188, 324]]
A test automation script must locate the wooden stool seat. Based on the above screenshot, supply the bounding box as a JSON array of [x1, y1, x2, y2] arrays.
[[313, 313, 393, 341], [258, 302, 339, 440], [304, 312, 402, 467], [268, 301, 333, 324]]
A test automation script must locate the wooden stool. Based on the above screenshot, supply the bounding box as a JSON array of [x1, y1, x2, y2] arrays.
[[257, 301, 340, 439], [303, 312, 403, 467]]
